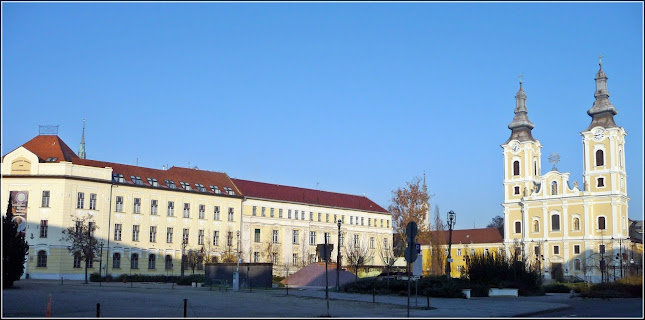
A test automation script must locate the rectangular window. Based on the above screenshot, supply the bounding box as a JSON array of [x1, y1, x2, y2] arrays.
[[254, 229, 261, 243], [350, 216, 354, 225], [292, 230, 299, 244], [597, 177, 605, 187], [309, 231, 316, 245], [150, 226, 157, 243], [183, 203, 190, 218], [272, 230, 279, 243], [132, 225, 140, 242], [42, 191, 50, 207], [213, 231, 219, 246], [253, 206, 257, 216], [293, 253, 298, 265], [340, 233, 344, 246], [535, 246, 541, 255], [551, 214, 560, 231], [77, 192, 85, 209], [383, 238, 388, 249], [116, 196, 124, 212], [214, 206, 220, 220], [253, 252, 260, 263], [167, 201, 174, 216], [227, 232, 233, 247], [368, 218, 371, 227], [381, 219, 383, 228], [553, 246, 560, 255], [270, 208, 275, 218], [301, 211, 305, 220], [228, 208, 234, 221], [74, 253, 81, 268], [37, 251, 47, 267], [361, 217, 364, 226], [89, 193, 97, 210], [133, 198, 141, 214], [151, 200, 158, 215], [387, 220, 390, 228], [199, 205, 205, 219], [198, 230, 204, 245], [457, 248, 462, 256], [326, 213, 329, 223], [318, 212, 321, 222], [310, 212, 313, 221], [484, 248, 489, 255], [131, 254, 139, 269], [114, 224, 122, 241], [370, 237, 375, 249], [325, 232, 331, 244], [40, 220, 48, 238], [574, 245, 580, 254], [279, 209, 283, 218], [183, 228, 189, 244], [262, 207, 266, 217], [353, 234, 359, 246], [599, 245, 605, 255], [471, 248, 475, 256], [334, 214, 337, 223], [166, 227, 173, 243], [295, 210, 299, 220], [288, 210, 292, 219]]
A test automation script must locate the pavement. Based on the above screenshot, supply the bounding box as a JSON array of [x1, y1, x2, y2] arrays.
[[2, 279, 576, 318]]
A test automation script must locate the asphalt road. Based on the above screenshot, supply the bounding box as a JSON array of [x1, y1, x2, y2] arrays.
[[532, 298, 643, 318]]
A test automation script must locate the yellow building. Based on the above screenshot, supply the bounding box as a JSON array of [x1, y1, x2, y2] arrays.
[[2, 134, 391, 280]]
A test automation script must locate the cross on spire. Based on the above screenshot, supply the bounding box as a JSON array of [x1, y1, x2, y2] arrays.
[[519, 74, 523, 85], [598, 54, 603, 67]]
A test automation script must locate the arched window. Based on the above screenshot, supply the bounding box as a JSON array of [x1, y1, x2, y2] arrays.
[[573, 217, 580, 231], [165, 255, 173, 270], [131, 253, 139, 269], [113, 253, 121, 269], [551, 214, 560, 231], [37, 250, 48, 267], [534, 160, 538, 176], [598, 216, 606, 230], [514, 221, 521, 234], [619, 149, 623, 167], [532, 220, 539, 233], [513, 161, 520, 176], [574, 259, 581, 271], [596, 149, 604, 166], [551, 181, 558, 195], [148, 254, 156, 269]]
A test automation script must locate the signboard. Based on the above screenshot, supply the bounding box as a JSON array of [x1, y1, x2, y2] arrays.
[[10, 191, 28, 237], [404, 246, 418, 263], [415, 243, 421, 254], [412, 254, 423, 277]]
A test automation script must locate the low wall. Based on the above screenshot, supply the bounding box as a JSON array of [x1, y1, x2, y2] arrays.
[[204, 263, 273, 288], [488, 288, 518, 297]]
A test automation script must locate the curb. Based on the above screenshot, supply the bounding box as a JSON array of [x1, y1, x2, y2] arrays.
[[513, 305, 573, 317]]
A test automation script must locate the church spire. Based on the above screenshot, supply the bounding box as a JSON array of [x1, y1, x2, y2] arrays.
[[586, 55, 618, 130], [507, 75, 535, 143], [78, 118, 86, 159]]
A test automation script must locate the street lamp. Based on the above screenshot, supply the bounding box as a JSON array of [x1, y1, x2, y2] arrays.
[[336, 219, 342, 291], [612, 236, 630, 279], [445, 210, 456, 279], [236, 231, 241, 272]]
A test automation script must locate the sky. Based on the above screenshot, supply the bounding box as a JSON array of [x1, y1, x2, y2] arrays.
[[1, 2, 643, 230]]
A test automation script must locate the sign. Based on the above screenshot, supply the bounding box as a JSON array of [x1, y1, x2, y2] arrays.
[[415, 243, 421, 254], [10, 191, 28, 237], [406, 221, 418, 244], [412, 254, 423, 277], [404, 246, 418, 263]]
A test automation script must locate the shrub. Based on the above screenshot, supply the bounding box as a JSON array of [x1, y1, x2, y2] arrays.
[[90, 272, 103, 282], [466, 252, 541, 296], [469, 284, 490, 297], [542, 283, 571, 293], [177, 274, 205, 285]]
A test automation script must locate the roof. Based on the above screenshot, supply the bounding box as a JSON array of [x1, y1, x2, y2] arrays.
[[419, 227, 503, 245], [4, 135, 79, 163], [231, 178, 389, 214]]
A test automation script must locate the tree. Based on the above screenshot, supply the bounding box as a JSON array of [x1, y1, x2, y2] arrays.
[[377, 237, 402, 289], [264, 237, 280, 266], [388, 175, 432, 247], [428, 205, 446, 275], [220, 227, 237, 263], [186, 248, 204, 275], [3, 198, 29, 288], [299, 232, 310, 267], [61, 214, 103, 284], [487, 215, 504, 236], [344, 234, 373, 280]]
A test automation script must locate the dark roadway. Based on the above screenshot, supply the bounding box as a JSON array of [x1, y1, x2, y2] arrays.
[[532, 298, 643, 318]]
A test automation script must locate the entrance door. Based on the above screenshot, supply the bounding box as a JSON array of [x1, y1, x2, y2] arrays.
[[551, 263, 564, 282]]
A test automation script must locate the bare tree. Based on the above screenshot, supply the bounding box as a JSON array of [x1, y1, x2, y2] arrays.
[[299, 232, 309, 267], [264, 237, 280, 266], [201, 232, 220, 264], [61, 214, 103, 284], [389, 175, 433, 247], [377, 237, 402, 288], [220, 226, 237, 263], [428, 206, 446, 275], [344, 234, 374, 280], [186, 248, 204, 275]]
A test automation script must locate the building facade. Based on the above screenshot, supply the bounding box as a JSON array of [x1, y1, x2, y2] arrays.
[[1, 135, 391, 280]]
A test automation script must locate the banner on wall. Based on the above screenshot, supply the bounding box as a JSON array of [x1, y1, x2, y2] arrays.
[[10, 191, 28, 237]]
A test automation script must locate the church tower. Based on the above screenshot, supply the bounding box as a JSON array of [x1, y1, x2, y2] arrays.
[[78, 118, 86, 159]]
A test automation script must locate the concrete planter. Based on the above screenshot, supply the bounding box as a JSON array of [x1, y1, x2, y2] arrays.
[[488, 288, 518, 297], [462, 289, 471, 299]]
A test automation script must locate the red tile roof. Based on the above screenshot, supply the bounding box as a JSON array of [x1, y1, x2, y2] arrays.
[[419, 228, 503, 245], [231, 178, 389, 214], [5, 135, 79, 163]]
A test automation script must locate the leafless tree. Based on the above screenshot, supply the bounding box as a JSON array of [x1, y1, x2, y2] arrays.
[[61, 214, 103, 284], [220, 225, 237, 263], [299, 232, 310, 267], [344, 234, 374, 280], [186, 248, 204, 275], [377, 237, 402, 288], [428, 206, 446, 275]]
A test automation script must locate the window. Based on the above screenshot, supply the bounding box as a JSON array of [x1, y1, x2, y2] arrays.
[[387, 220, 390, 228], [457, 248, 462, 256], [532, 220, 539, 233], [293, 253, 298, 265], [89, 222, 95, 237], [165, 255, 172, 270], [325, 232, 331, 244], [255, 229, 261, 243], [271, 208, 275, 218], [309, 231, 316, 245], [553, 246, 560, 255], [598, 216, 606, 230], [350, 216, 354, 225], [199, 205, 205, 219], [213, 231, 219, 246], [292, 230, 299, 244], [514, 186, 520, 195], [369, 237, 375, 249], [310, 212, 313, 221], [368, 218, 371, 226], [326, 213, 329, 223], [383, 238, 388, 249], [148, 254, 156, 269], [271, 253, 278, 264], [354, 234, 359, 247], [227, 232, 233, 247], [253, 206, 257, 216], [380, 219, 383, 228], [133, 198, 141, 214], [599, 244, 606, 255], [597, 177, 605, 187], [484, 248, 490, 255], [42, 191, 50, 207], [131, 176, 143, 185], [301, 211, 305, 220], [470, 248, 475, 256], [334, 214, 337, 223], [228, 208, 234, 221], [147, 178, 159, 187], [573, 217, 580, 231], [151, 200, 158, 215], [272, 230, 279, 243], [574, 259, 581, 271], [113, 173, 125, 183], [37, 251, 48, 267], [214, 206, 220, 220], [167, 201, 174, 216], [596, 149, 604, 166], [74, 252, 82, 268], [166, 227, 173, 243], [534, 160, 538, 175], [77, 192, 85, 209], [183, 203, 190, 218], [279, 209, 283, 218], [116, 196, 124, 212], [262, 207, 266, 217], [513, 161, 520, 176], [514, 221, 521, 234], [318, 213, 321, 221], [361, 217, 364, 226], [288, 210, 291, 219], [253, 252, 260, 263], [40, 220, 48, 238], [132, 225, 140, 241], [534, 246, 541, 255], [114, 224, 122, 241], [183, 229, 189, 244], [113, 253, 121, 269], [196, 184, 206, 193], [574, 245, 580, 254], [131, 254, 139, 269], [210, 185, 221, 194], [551, 181, 558, 195], [89, 193, 97, 210], [198, 230, 204, 245], [150, 226, 157, 243], [294, 210, 298, 220], [551, 214, 560, 231]]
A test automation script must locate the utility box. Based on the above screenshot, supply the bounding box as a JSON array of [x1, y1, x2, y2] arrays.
[[232, 272, 239, 291]]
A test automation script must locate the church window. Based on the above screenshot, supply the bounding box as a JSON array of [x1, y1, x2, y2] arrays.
[[597, 216, 606, 230], [573, 217, 580, 231], [514, 186, 520, 195], [551, 214, 560, 231], [574, 245, 580, 254], [514, 221, 521, 234], [597, 177, 604, 187], [513, 161, 520, 176], [619, 149, 622, 167], [551, 181, 558, 195], [553, 246, 560, 255], [595, 149, 604, 166], [534, 160, 538, 175], [574, 259, 581, 271]]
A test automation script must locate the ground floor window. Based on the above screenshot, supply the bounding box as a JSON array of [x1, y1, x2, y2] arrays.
[[37, 251, 47, 267]]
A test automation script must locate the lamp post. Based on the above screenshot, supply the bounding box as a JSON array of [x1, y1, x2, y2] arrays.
[[445, 210, 456, 279], [613, 237, 630, 279], [236, 231, 241, 272], [336, 219, 342, 291], [536, 254, 545, 285]]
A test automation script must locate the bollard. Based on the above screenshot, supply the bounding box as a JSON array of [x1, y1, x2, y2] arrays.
[[45, 294, 52, 317], [183, 299, 187, 318], [96, 303, 100, 317], [61, 277, 64, 285], [427, 296, 430, 308]]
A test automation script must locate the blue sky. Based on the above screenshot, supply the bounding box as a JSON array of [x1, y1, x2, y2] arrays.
[[2, 2, 643, 229]]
